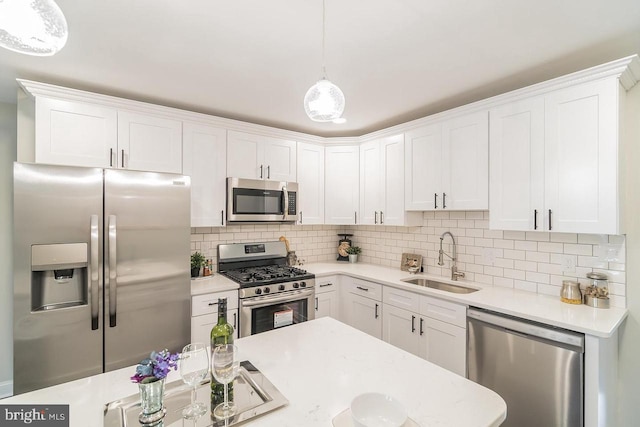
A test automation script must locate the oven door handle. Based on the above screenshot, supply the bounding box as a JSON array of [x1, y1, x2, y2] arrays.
[[241, 289, 314, 308]]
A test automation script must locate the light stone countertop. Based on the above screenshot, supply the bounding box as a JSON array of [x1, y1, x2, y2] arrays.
[[190, 273, 239, 296], [1, 318, 506, 427], [304, 261, 628, 338]]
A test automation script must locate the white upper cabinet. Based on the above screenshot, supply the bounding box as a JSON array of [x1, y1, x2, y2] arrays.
[[325, 145, 359, 225], [34, 97, 118, 168], [490, 77, 622, 233], [296, 142, 325, 225], [360, 135, 421, 225], [117, 110, 182, 174], [183, 122, 227, 227], [227, 131, 296, 181], [405, 111, 488, 211]]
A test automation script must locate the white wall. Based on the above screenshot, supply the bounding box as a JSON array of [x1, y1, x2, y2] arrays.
[[0, 102, 17, 397], [618, 75, 640, 424]]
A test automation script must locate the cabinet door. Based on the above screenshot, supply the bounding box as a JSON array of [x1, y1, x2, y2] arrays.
[[183, 123, 227, 227], [404, 124, 442, 210], [190, 309, 239, 344], [35, 97, 117, 168], [423, 317, 466, 377], [382, 304, 422, 357], [117, 111, 182, 173], [380, 134, 410, 225], [442, 111, 489, 210], [544, 78, 619, 234], [489, 97, 545, 231], [264, 138, 297, 181], [325, 145, 360, 224], [342, 293, 382, 339], [296, 142, 325, 224], [315, 291, 338, 320], [227, 131, 263, 179], [359, 140, 381, 225]]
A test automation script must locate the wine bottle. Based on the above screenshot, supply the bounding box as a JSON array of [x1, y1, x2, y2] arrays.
[[210, 297, 235, 409]]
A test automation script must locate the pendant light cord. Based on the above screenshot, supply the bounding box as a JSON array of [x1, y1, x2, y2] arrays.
[[321, 0, 327, 79]]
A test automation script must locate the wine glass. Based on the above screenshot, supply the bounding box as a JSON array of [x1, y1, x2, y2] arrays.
[[179, 343, 209, 419], [212, 344, 239, 420]]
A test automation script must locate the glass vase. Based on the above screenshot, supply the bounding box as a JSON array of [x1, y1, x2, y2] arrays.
[[138, 378, 167, 425]]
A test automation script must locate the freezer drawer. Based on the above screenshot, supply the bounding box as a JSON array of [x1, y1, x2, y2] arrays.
[[467, 308, 584, 427]]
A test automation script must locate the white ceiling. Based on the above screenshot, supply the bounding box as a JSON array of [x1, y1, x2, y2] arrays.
[[0, 0, 639, 137]]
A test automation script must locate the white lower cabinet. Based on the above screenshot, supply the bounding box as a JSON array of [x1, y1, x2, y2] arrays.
[[382, 286, 467, 377], [340, 278, 382, 339], [315, 276, 339, 320], [190, 289, 239, 344]]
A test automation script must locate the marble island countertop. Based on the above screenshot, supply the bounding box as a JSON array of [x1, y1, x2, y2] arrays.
[[1, 318, 506, 427], [304, 262, 628, 338]]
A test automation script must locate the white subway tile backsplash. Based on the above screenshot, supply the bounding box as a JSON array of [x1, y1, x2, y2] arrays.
[[503, 230, 526, 240], [526, 251, 550, 263], [504, 249, 526, 261], [549, 233, 578, 244], [564, 244, 593, 256], [526, 232, 550, 242], [465, 211, 484, 220], [537, 242, 564, 253], [515, 280, 537, 292], [504, 269, 526, 280], [494, 239, 514, 250], [526, 271, 550, 283], [578, 234, 608, 245], [493, 277, 514, 288], [515, 260, 538, 272], [515, 240, 537, 251]]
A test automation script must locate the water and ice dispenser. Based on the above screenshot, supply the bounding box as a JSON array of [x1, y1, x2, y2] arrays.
[[31, 243, 89, 311]]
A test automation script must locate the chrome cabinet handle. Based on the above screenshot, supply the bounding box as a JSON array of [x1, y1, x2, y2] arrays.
[[534, 209, 538, 230], [108, 215, 118, 327], [121, 150, 125, 168], [354, 211, 357, 224], [375, 303, 379, 319], [90, 215, 99, 330], [356, 286, 369, 292], [260, 164, 263, 179], [434, 193, 438, 209], [374, 211, 378, 224], [420, 318, 424, 336], [549, 209, 552, 230], [109, 148, 114, 167], [380, 211, 384, 224], [443, 192, 447, 209], [299, 211, 303, 224], [411, 315, 416, 333]]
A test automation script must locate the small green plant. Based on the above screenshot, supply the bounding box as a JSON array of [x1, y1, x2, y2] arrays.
[[190, 252, 206, 269], [346, 246, 361, 255]]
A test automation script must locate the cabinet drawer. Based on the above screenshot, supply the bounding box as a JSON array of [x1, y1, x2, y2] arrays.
[[345, 278, 382, 301], [316, 276, 338, 294], [192, 290, 238, 316], [383, 286, 420, 312], [420, 296, 466, 328]]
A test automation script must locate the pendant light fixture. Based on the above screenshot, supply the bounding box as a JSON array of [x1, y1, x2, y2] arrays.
[[303, 0, 345, 123], [0, 0, 68, 56]]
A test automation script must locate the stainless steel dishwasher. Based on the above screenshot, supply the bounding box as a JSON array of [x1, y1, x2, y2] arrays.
[[467, 308, 584, 427]]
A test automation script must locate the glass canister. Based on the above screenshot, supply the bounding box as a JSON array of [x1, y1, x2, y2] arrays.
[[584, 272, 609, 308]]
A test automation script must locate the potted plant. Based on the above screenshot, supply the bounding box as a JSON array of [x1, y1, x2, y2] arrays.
[[346, 246, 361, 263], [190, 252, 206, 277]]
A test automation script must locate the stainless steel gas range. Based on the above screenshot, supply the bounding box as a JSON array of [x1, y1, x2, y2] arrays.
[[218, 241, 315, 338]]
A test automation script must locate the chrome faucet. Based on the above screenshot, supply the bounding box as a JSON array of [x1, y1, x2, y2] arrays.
[[438, 231, 465, 281]]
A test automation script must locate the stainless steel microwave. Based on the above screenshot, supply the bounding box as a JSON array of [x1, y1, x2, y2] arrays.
[[227, 177, 298, 223]]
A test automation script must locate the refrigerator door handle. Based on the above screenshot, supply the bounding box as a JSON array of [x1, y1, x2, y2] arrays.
[[108, 215, 118, 327], [90, 215, 100, 330]]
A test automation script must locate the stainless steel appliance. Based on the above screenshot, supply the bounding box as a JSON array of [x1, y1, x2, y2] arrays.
[[467, 308, 584, 427], [13, 163, 191, 394], [227, 177, 298, 223], [217, 241, 315, 337]]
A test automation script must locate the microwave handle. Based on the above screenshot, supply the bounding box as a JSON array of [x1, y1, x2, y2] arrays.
[[282, 186, 289, 220]]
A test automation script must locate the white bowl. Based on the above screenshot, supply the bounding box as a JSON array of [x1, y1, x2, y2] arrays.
[[350, 393, 407, 427]]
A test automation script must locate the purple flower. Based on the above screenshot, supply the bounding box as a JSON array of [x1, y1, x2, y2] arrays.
[[131, 349, 179, 383]]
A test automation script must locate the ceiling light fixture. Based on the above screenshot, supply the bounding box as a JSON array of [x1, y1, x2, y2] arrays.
[[303, 0, 345, 122], [0, 0, 68, 56]]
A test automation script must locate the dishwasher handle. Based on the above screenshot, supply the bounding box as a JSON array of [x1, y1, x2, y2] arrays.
[[467, 308, 584, 350]]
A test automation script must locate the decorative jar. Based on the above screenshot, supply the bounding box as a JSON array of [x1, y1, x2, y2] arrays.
[[138, 378, 167, 425]]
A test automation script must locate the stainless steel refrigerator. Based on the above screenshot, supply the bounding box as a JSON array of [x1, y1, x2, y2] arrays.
[[13, 163, 191, 394]]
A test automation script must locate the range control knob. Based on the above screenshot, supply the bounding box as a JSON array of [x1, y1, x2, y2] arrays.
[[255, 288, 262, 295], [300, 281, 307, 288], [278, 284, 285, 291], [264, 287, 270, 294], [293, 282, 300, 289]]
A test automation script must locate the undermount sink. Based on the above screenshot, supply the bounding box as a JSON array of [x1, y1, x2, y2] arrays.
[[401, 277, 479, 294]]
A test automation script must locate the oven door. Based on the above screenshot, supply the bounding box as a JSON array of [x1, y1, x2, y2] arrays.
[[240, 288, 315, 337], [227, 177, 297, 222]]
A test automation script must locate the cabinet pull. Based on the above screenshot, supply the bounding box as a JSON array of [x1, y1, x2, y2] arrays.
[[299, 211, 303, 224], [549, 209, 552, 230], [221, 210, 224, 226], [534, 209, 538, 230], [356, 286, 369, 292], [208, 302, 218, 306], [354, 211, 357, 224], [267, 165, 270, 179], [420, 318, 424, 336], [319, 283, 333, 287], [109, 148, 113, 167], [443, 193, 447, 209], [411, 315, 416, 333], [260, 164, 263, 179], [315, 297, 318, 311], [374, 211, 378, 224], [375, 303, 379, 319], [233, 312, 237, 329], [121, 149, 125, 168], [434, 193, 438, 209], [380, 211, 384, 224]]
